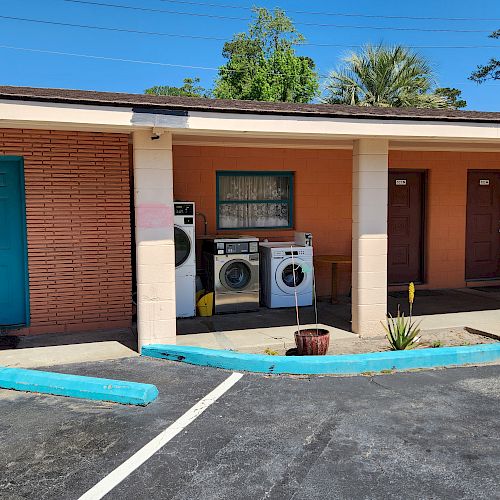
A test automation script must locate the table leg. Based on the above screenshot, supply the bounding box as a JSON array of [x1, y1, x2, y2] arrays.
[[331, 263, 338, 304]]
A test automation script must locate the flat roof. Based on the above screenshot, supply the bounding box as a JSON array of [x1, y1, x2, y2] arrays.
[[0, 85, 499, 123]]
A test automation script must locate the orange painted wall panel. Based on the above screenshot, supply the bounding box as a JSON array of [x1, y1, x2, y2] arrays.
[[390, 150, 500, 290], [173, 145, 353, 296], [174, 145, 500, 296]]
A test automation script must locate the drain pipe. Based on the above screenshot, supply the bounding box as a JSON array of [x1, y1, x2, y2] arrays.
[[196, 211, 208, 235]]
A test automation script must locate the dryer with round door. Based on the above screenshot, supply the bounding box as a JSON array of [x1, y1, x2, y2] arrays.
[[202, 236, 259, 314], [259, 242, 313, 308], [174, 202, 196, 317]]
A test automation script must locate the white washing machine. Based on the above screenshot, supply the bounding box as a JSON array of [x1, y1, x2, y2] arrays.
[[174, 202, 196, 318], [259, 242, 314, 308]]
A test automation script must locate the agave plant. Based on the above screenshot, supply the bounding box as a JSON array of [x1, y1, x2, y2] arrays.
[[382, 310, 421, 351], [382, 282, 421, 350]]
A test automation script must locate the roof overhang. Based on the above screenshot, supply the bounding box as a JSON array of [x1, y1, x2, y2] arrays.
[[0, 99, 499, 144]]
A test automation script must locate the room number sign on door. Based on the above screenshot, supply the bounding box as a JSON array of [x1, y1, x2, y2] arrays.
[[479, 179, 490, 186], [395, 179, 407, 186]]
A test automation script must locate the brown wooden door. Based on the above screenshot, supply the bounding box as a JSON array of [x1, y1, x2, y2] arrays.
[[466, 171, 500, 280], [388, 171, 425, 284]]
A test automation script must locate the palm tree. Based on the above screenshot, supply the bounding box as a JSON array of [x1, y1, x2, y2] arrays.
[[323, 45, 452, 108]]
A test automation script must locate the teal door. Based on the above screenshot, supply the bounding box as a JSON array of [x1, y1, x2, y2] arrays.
[[0, 157, 29, 326]]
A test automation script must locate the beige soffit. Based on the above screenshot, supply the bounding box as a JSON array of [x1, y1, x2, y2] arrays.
[[172, 134, 500, 152], [0, 99, 498, 143]]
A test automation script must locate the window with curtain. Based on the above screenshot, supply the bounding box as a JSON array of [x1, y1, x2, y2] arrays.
[[216, 171, 294, 229]]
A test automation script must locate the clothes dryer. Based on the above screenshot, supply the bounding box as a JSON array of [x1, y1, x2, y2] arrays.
[[174, 202, 196, 317]]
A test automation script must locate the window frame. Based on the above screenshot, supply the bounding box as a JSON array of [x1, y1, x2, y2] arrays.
[[216, 170, 294, 230]]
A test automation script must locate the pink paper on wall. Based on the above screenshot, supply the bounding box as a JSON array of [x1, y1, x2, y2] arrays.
[[136, 204, 174, 228]]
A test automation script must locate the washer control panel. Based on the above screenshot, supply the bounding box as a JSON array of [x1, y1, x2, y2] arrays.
[[174, 203, 194, 216], [272, 248, 308, 258], [217, 241, 259, 255]]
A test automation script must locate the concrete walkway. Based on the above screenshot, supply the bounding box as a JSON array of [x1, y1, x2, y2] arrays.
[[1, 287, 498, 364], [177, 287, 500, 353], [177, 309, 500, 354], [177, 323, 355, 353], [415, 309, 500, 335], [0, 342, 138, 369], [0, 329, 138, 368]]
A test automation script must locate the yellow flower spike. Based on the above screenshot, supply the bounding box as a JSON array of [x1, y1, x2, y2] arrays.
[[408, 281, 415, 318], [409, 282, 415, 305]]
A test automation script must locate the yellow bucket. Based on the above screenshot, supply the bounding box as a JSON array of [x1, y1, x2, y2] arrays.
[[197, 292, 214, 317]]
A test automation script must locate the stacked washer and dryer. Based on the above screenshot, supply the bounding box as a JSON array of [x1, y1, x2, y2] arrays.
[[174, 202, 196, 318]]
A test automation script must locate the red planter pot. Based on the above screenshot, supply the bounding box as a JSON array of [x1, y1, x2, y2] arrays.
[[294, 329, 330, 356]]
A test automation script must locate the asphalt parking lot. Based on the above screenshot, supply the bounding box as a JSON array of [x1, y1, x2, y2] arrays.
[[0, 358, 499, 500]]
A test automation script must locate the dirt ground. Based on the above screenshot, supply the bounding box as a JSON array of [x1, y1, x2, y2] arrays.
[[329, 328, 498, 355], [261, 328, 498, 356]]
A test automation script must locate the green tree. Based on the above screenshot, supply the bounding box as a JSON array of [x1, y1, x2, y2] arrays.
[[470, 29, 499, 83], [434, 87, 467, 109], [323, 45, 455, 109], [145, 77, 209, 97], [213, 7, 319, 102]]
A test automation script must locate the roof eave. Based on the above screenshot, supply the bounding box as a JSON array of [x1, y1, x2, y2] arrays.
[[1, 93, 499, 125]]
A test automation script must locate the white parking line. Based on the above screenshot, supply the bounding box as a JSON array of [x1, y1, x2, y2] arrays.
[[78, 372, 243, 500]]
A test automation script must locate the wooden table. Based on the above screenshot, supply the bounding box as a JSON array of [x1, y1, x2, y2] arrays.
[[314, 255, 352, 304]]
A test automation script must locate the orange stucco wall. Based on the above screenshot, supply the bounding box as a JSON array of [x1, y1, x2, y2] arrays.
[[173, 145, 500, 296], [390, 150, 500, 290], [173, 145, 353, 296]]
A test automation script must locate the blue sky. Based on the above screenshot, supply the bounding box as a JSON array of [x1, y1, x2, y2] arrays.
[[1, 0, 499, 109]]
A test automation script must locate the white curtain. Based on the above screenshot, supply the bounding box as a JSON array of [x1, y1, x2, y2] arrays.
[[218, 174, 290, 229]]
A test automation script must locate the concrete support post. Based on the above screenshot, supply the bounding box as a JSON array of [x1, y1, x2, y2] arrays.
[[133, 130, 176, 350], [352, 138, 389, 337]]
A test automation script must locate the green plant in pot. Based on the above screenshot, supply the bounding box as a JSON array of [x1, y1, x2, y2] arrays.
[[383, 282, 421, 350]]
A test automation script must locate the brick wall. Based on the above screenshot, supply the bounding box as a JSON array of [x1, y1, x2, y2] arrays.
[[0, 128, 132, 335]]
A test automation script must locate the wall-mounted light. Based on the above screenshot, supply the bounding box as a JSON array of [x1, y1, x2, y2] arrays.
[[151, 127, 165, 140]]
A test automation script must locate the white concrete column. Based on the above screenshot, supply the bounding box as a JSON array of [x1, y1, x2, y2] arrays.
[[133, 130, 176, 350], [352, 138, 389, 337]]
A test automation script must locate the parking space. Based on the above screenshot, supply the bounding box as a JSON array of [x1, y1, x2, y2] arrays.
[[0, 358, 229, 499], [0, 358, 499, 499]]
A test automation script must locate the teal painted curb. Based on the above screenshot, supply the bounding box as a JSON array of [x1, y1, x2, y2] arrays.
[[142, 343, 500, 375], [0, 367, 159, 405]]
